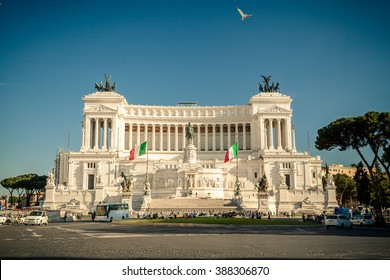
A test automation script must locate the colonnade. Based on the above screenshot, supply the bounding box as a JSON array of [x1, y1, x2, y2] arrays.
[[81, 117, 295, 153], [260, 117, 294, 151], [124, 123, 251, 152], [82, 117, 113, 150]]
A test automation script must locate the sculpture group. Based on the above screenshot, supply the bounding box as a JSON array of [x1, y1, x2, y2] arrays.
[[259, 75, 280, 93], [95, 74, 117, 92]]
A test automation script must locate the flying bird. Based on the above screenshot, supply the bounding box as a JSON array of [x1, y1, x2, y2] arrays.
[[237, 7, 253, 21]]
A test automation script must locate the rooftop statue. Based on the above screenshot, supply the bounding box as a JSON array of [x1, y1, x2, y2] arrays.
[[95, 74, 116, 92], [259, 75, 280, 93]]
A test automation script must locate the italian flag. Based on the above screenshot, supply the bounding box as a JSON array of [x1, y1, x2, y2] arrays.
[[129, 141, 147, 160], [224, 142, 237, 163]]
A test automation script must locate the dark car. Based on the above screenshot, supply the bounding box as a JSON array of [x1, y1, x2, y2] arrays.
[[374, 216, 386, 227]]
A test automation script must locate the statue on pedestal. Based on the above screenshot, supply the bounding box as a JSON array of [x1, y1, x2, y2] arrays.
[[120, 172, 133, 193], [185, 122, 195, 145], [325, 164, 335, 186], [256, 174, 268, 193]]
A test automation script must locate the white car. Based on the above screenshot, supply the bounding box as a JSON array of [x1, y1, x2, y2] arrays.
[[351, 214, 374, 226], [0, 215, 7, 225], [24, 211, 49, 226], [324, 214, 353, 229]]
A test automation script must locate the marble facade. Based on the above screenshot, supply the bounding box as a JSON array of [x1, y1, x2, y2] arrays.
[[43, 85, 337, 215]]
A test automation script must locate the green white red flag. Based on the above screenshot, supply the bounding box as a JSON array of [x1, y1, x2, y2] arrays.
[[224, 142, 237, 163], [129, 141, 147, 160]]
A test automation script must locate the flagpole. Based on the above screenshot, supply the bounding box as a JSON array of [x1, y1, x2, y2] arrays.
[[235, 132, 238, 180], [145, 141, 148, 182], [234, 132, 240, 197], [144, 140, 150, 197]]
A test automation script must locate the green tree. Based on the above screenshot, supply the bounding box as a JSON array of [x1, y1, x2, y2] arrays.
[[333, 173, 356, 208], [1, 174, 47, 207], [315, 111, 390, 216], [353, 162, 371, 212], [22, 175, 47, 207], [370, 162, 390, 212], [1, 174, 36, 207]]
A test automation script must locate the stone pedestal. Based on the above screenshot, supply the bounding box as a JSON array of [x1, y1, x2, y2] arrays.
[[276, 184, 291, 213], [257, 192, 269, 212], [183, 144, 197, 163], [140, 195, 151, 212], [42, 183, 55, 209], [121, 192, 133, 212], [325, 183, 338, 211], [94, 183, 104, 204]]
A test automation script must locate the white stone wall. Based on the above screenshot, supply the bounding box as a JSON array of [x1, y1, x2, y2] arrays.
[[44, 90, 335, 215]]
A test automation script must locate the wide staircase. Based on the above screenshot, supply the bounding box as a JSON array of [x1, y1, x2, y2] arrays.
[[147, 197, 237, 213]]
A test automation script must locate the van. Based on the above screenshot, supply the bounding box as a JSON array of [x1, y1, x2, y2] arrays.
[[324, 214, 353, 229], [351, 214, 374, 226], [24, 211, 49, 225]]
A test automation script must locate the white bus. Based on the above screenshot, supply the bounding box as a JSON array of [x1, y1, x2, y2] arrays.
[[93, 203, 129, 222]]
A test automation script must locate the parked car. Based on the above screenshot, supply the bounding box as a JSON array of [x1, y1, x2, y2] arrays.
[[24, 211, 49, 225], [0, 215, 7, 225], [351, 214, 374, 226], [324, 214, 353, 229]]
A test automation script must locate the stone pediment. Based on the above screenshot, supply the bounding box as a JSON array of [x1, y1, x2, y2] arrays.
[[85, 105, 117, 113], [260, 105, 290, 114]]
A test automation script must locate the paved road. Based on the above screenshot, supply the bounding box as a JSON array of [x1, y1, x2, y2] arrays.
[[1, 222, 389, 259]]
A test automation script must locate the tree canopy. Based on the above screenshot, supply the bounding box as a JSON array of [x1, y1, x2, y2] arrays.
[[0, 174, 47, 207], [316, 111, 390, 215]]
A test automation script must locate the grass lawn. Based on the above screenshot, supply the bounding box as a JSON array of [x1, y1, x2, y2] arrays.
[[115, 217, 320, 226]]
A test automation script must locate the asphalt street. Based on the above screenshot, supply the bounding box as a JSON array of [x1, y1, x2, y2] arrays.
[[1, 221, 389, 259]]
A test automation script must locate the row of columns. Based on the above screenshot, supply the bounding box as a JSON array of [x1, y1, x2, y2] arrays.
[[82, 117, 113, 150], [260, 117, 294, 151], [82, 117, 295, 152], [125, 123, 251, 152]]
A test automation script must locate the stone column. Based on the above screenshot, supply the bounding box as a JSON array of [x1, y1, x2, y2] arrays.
[[260, 118, 265, 150], [277, 119, 282, 150], [175, 124, 178, 151], [212, 124, 216, 151], [287, 118, 293, 151], [160, 124, 163, 151], [182, 124, 186, 150], [81, 126, 85, 150], [227, 124, 231, 148], [167, 124, 171, 151], [197, 124, 201, 150], [220, 124, 224, 150], [235, 123, 239, 146], [291, 120, 296, 151], [152, 124, 156, 151], [85, 117, 91, 149], [110, 119, 115, 150], [205, 124, 208, 151], [268, 119, 273, 149], [136, 123, 141, 146], [243, 123, 247, 150], [144, 124, 148, 143], [94, 118, 99, 149], [103, 118, 108, 150], [129, 123, 133, 150]]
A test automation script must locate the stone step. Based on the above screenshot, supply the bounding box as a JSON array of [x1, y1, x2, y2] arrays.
[[149, 198, 236, 209]]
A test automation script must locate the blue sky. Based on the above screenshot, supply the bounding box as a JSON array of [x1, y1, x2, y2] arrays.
[[0, 0, 389, 195]]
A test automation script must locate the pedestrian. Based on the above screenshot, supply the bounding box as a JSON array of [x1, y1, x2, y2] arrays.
[[302, 214, 306, 222]]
